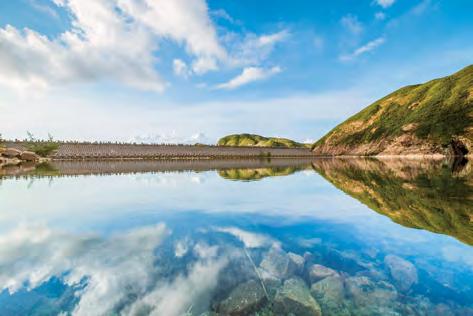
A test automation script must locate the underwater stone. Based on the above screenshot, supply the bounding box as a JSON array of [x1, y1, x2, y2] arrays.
[[259, 247, 298, 280], [273, 277, 322, 316], [384, 255, 418, 291], [308, 264, 338, 283], [311, 275, 349, 315], [345, 276, 400, 315], [218, 279, 267, 315], [288, 252, 305, 274]]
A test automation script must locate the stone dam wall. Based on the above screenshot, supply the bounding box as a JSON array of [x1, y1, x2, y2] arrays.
[[3, 142, 315, 159]]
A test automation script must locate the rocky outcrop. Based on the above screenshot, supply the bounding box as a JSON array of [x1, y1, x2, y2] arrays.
[[20, 151, 41, 162], [0, 147, 42, 168]]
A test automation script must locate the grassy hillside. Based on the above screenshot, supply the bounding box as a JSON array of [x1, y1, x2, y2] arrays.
[[313, 65, 473, 155], [312, 158, 473, 246], [218, 134, 310, 148]]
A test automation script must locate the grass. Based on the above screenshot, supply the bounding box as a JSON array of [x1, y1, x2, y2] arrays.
[[315, 65, 473, 149], [218, 134, 310, 148]]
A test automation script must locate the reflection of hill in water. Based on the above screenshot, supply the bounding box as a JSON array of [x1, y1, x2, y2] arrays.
[[312, 158, 473, 246], [218, 166, 304, 181]]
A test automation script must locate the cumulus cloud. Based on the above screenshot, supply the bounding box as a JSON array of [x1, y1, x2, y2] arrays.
[[0, 0, 225, 91], [375, 0, 396, 8], [0, 1, 287, 92], [216, 66, 281, 90], [339, 37, 386, 61]]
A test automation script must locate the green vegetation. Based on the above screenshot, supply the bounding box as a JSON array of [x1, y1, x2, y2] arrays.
[[218, 134, 311, 148], [219, 166, 302, 181], [314, 65, 473, 153], [312, 158, 473, 245], [25, 132, 59, 157]]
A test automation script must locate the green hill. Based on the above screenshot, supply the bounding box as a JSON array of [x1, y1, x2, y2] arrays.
[[218, 134, 310, 148], [313, 65, 473, 156]]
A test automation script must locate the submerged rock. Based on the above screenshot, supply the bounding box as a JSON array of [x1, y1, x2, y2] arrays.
[[273, 278, 322, 316], [288, 252, 305, 274], [345, 276, 400, 316], [260, 247, 299, 280], [218, 279, 267, 315], [308, 264, 338, 283], [311, 275, 349, 316], [384, 255, 418, 291]]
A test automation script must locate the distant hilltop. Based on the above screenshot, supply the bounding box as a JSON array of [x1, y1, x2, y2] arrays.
[[218, 133, 311, 148], [312, 65, 473, 157]]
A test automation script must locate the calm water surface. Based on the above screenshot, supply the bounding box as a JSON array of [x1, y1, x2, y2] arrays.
[[0, 159, 472, 316]]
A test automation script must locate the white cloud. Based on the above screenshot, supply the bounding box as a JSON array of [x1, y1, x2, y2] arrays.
[[341, 14, 364, 35], [215, 227, 277, 248], [28, 0, 60, 19], [211, 9, 235, 24], [375, 0, 396, 8], [124, 257, 228, 316], [216, 66, 281, 90], [0, 0, 288, 92], [226, 30, 289, 67], [173, 59, 190, 78], [0, 223, 169, 316], [0, 0, 226, 92], [340, 37, 386, 61], [131, 131, 210, 144], [375, 12, 386, 20]]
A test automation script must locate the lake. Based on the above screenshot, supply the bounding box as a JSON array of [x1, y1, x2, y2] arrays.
[[0, 158, 472, 316]]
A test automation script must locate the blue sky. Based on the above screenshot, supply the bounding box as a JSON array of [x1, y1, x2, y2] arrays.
[[0, 0, 472, 143]]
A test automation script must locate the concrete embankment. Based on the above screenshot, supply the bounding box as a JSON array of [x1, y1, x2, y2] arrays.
[[3, 142, 315, 159]]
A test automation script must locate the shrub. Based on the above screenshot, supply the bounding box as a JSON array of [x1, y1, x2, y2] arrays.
[[25, 132, 59, 157]]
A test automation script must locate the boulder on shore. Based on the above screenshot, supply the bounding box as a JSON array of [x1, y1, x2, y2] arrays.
[[1, 148, 22, 158], [20, 151, 40, 162]]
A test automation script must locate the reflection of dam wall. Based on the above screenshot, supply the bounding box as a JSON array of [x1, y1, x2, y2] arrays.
[[0, 158, 317, 177], [3, 142, 314, 159]]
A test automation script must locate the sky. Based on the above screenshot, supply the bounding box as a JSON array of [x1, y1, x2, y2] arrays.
[[0, 0, 472, 143]]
